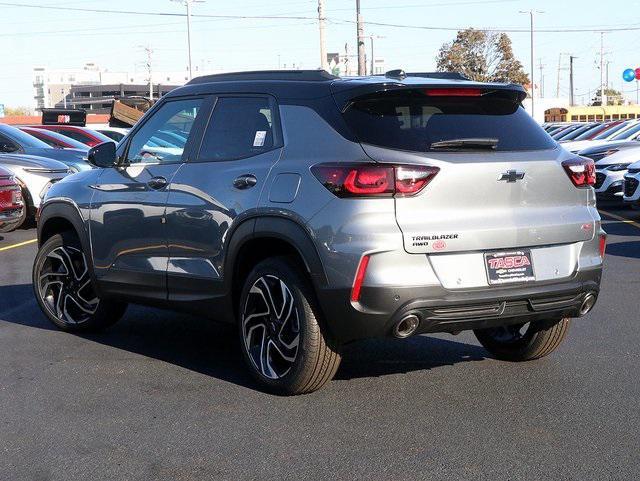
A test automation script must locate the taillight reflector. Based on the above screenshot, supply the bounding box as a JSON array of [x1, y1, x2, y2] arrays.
[[562, 157, 596, 188], [311, 163, 439, 198], [351, 255, 370, 303], [424, 88, 483, 97], [599, 233, 607, 258]]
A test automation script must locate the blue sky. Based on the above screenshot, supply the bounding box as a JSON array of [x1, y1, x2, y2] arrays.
[[1, 0, 640, 107]]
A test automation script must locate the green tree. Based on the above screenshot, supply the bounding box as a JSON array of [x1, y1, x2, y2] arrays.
[[4, 106, 33, 116], [436, 29, 529, 85], [591, 88, 623, 106]]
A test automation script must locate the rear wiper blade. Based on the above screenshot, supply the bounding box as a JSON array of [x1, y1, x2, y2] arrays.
[[430, 138, 499, 150]]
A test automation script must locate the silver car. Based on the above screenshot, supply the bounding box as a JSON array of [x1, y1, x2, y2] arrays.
[[587, 146, 640, 203], [0, 154, 70, 230], [33, 70, 605, 394]]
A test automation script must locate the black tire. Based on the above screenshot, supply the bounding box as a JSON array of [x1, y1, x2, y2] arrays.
[[33, 231, 127, 332], [474, 318, 570, 362], [238, 256, 341, 395], [0, 188, 28, 233]]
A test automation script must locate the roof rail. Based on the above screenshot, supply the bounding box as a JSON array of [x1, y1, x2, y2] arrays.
[[187, 69, 339, 85]]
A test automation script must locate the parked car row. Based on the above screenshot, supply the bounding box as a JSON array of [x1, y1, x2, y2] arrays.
[[0, 122, 129, 231], [543, 119, 640, 206]]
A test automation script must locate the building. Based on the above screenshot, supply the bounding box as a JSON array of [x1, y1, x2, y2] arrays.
[[32, 63, 212, 112], [56, 84, 179, 114]]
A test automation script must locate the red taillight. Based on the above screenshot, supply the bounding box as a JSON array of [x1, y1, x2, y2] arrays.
[[12, 188, 23, 206], [311, 164, 439, 198], [351, 255, 370, 303], [599, 233, 607, 258], [562, 157, 596, 188], [424, 88, 483, 97], [343, 167, 393, 195]]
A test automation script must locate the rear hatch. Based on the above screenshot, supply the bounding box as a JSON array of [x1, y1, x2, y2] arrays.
[[337, 83, 595, 284]]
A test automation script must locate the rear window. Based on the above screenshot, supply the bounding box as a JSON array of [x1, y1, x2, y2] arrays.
[[592, 122, 629, 140], [342, 89, 556, 152]]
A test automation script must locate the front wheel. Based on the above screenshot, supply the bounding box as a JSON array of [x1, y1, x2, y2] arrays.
[[33, 231, 127, 332], [238, 257, 341, 395], [474, 318, 570, 362]]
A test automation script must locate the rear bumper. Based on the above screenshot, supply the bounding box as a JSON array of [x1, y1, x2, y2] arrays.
[[316, 268, 601, 344], [0, 207, 24, 228]]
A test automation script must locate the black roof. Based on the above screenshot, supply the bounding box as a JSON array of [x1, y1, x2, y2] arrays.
[[168, 69, 527, 105]]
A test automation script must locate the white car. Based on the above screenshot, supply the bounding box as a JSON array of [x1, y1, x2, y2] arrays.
[[563, 120, 640, 153], [623, 160, 640, 207], [593, 145, 640, 203], [0, 154, 70, 229]]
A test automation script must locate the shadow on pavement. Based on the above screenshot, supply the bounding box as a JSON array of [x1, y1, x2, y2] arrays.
[[601, 220, 640, 237], [605, 241, 640, 259], [0, 283, 489, 390]]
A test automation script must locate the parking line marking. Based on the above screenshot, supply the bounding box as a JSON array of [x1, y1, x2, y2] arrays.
[[0, 238, 37, 252], [599, 209, 640, 230]]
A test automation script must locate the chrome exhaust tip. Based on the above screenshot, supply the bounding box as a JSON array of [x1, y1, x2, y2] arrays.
[[579, 293, 597, 316], [392, 315, 420, 339]]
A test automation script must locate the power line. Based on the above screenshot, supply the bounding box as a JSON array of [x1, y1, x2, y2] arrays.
[[3, 1, 640, 33]]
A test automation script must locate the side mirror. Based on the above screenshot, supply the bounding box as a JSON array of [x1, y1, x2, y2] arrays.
[[87, 141, 117, 168]]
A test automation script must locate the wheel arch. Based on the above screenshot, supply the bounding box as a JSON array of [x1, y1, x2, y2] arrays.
[[37, 200, 98, 290], [225, 215, 328, 315]]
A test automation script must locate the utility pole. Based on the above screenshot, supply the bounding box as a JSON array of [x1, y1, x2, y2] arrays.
[[520, 9, 544, 118], [171, 0, 204, 80], [356, 0, 366, 76], [144, 46, 154, 100], [569, 55, 576, 106], [555, 53, 569, 98], [318, 0, 328, 71], [599, 32, 606, 106], [538, 58, 545, 98]]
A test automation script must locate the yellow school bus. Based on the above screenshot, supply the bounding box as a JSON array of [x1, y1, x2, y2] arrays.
[[545, 105, 640, 123]]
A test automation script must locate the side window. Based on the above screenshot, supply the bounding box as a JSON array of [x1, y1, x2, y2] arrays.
[[126, 98, 203, 164], [198, 97, 276, 161], [0, 134, 18, 153]]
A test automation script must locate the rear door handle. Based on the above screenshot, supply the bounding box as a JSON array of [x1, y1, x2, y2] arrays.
[[233, 174, 257, 189], [147, 176, 168, 190]]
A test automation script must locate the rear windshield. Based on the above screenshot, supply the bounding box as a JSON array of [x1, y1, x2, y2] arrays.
[[342, 89, 556, 152], [592, 122, 629, 140], [574, 124, 608, 141], [611, 122, 640, 141]]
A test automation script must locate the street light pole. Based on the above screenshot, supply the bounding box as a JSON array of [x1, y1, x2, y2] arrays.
[[363, 35, 384, 75], [171, 0, 204, 80], [520, 9, 543, 119]]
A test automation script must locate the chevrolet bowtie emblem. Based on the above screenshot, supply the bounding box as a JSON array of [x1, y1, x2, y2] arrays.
[[498, 170, 525, 182]]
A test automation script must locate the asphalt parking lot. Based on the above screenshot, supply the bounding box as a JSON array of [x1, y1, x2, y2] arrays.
[[1, 209, 638, 481]]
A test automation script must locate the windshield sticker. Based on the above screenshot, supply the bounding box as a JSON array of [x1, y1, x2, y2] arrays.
[[253, 131, 267, 147]]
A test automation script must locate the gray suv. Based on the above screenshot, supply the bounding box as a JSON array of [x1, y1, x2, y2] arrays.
[[33, 70, 605, 394]]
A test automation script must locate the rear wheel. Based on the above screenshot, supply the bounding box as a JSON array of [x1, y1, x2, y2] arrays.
[[238, 257, 341, 395], [33, 231, 127, 332], [474, 318, 570, 362]]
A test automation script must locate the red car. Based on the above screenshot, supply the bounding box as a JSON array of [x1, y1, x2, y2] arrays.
[[19, 127, 89, 150], [0, 166, 24, 233], [27, 125, 114, 147]]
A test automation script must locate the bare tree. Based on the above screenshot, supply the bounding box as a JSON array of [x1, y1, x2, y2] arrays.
[[437, 29, 529, 85]]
